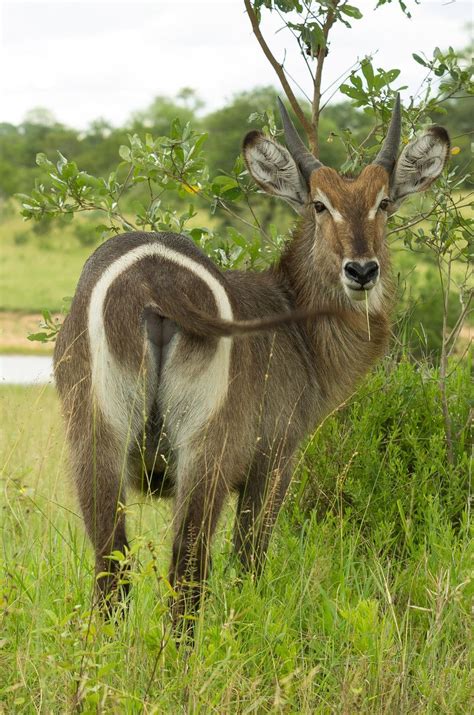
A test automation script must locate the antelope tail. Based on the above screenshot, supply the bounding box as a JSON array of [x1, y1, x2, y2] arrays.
[[146, 292, 339, 338]]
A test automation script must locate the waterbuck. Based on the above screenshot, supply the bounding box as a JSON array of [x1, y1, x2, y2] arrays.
[[54, 97, 449, 625]]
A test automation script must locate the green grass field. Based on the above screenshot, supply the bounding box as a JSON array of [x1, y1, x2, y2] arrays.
[[1, 360, 471, 713], [0, 211, 93, 314]]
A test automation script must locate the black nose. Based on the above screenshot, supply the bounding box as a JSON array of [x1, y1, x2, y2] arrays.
[[344, 261, 379, 287]]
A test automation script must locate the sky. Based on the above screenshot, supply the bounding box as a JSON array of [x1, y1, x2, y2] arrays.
[[0, 0, 470, 128]]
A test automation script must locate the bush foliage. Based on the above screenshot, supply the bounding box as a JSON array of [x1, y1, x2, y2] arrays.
[[293, 358, 471, 538]]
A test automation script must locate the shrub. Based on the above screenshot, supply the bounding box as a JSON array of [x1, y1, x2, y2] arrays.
[[292, 358, 471, 549]]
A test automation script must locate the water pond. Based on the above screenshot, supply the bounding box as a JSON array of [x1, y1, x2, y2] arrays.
[[0, 355, 54, 385]]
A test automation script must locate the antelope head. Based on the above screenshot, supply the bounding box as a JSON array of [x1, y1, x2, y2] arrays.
[[243, 96, 450, 308]]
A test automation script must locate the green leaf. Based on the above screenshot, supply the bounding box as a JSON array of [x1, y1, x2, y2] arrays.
[[373, 68, 400, 90], [340, 84, 366, 101], [94, 224, 112, 234], [248, 112, 261, 124], [361, 60, 374, 90], [56, 152, 68, 173], [384, 68, 401, 83], [412, 53, 427, 67], [340, 4, 363, 19], [61, 161, 78, 180], [350, 74, 363, 89], [221, 186, 243, 201], [173, 145, 185, 163], [212, 175, 238, 187], [212, 175, 239, 195], [27, 332, 49, 343], [119, 145, 131, 161], [301, 23, 326, 54], [189, 227, 210, 242], [36, 153, 53, 168], [188, 132, 208, 160]]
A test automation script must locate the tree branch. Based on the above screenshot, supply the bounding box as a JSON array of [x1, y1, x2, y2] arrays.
[[311, 0, 340, 157], [387, 200, 442, 236], [438, 255, 454, 465], [243, 0, 315, 150], [446, 294, 473, 356]]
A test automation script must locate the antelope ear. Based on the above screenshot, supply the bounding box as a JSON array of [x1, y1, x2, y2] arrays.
[[243, 130, 308, 213], [390, 126, 450, 207]]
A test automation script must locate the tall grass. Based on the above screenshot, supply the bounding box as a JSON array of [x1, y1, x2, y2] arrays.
[[0, 357, 471, 713]]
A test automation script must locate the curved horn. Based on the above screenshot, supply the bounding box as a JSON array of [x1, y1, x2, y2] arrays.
[[277, 97, 323, 182], [373, 93, 401, 174]]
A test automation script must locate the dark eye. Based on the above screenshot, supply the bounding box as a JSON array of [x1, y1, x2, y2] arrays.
[[313, 201, 326, 213], [379, 198, 390, 211]]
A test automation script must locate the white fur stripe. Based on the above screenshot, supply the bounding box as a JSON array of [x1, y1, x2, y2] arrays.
[[88, 242, 233, 438], [368, 188, 387, 220], [314, 189, 344, 223]]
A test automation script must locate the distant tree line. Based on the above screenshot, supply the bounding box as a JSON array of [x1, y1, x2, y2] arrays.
[[0, 86, 470, 200]]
